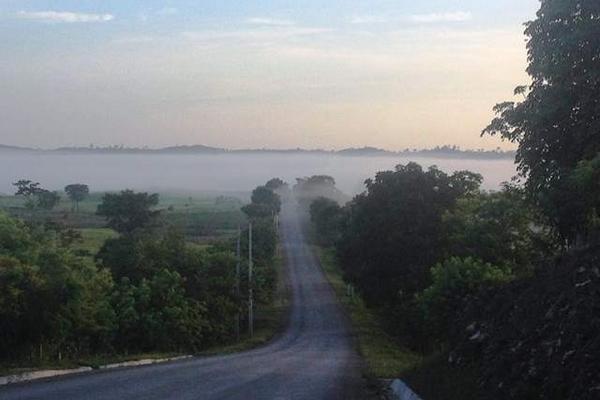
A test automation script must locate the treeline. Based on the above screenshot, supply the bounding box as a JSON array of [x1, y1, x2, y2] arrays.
[[0, 181, 283, 363], [310, 1, 600, 397], [310, 164, 551, 349]]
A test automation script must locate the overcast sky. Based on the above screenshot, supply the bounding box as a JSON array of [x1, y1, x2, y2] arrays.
[[0, 1, 540, 150]]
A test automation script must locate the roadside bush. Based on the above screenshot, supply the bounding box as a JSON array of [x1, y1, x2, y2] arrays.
[[418, 257, 513, 345]]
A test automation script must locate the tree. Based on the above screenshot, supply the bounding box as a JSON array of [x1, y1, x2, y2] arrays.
[[13, 180, 43, 209], [65, 184, 89, 212], [241, 185, 281, 220], [265, 178, 286, 191], [97, 190, 160, 234], [0, 212, 116, 359], [310, 197, 343, 246], [13, 180, 61, 210], [482, 0, 600, 244], [12, 180, 41, 197], [241, 203, 273, 220], [37, 190, 61, 210], [294, 175, 347, 207], [251, 186, 281, 214], [570, 155, 600, 243], [442, 185, 550, 275], [417, 257, 513, 343], [337, 163, 482, 308]]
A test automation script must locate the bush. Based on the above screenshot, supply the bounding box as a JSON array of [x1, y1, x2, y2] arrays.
[[418, 257, 513, 344]]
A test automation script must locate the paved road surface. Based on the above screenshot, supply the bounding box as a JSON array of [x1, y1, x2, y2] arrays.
[[1, 203, 365, 400]]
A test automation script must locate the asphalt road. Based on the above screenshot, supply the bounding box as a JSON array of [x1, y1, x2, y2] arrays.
[[1, 203, 365, 400]]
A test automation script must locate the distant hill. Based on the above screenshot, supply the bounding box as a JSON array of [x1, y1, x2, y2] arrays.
[[0, 143, 516, 160], [0, 144, 37, 152], [337, 147, 391, 156]]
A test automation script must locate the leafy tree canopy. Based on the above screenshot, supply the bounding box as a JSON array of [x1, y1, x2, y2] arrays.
[[65, 184, 90, 211], [97, 190, 160, 234], [483, 0, 600, 243], [337, 163, 482, 308]]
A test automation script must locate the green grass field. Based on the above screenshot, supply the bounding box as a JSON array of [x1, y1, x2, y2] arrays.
[[72, 228, 119, 256], [0, 191, 247, 238]]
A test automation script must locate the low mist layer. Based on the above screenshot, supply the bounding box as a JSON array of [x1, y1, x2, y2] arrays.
[[0, 153, 516, 195]]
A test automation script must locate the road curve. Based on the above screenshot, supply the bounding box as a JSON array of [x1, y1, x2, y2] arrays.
[[0, 202, 365, 400]]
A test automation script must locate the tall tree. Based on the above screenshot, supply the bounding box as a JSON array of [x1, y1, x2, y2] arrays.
[[97, 190, 160, 234], [13, 180, 43, 209], [483, 0, 600, 243], [242, 185, 281, 220], [251, 186, 281, 214], [310, 197, 343, 246], [65, 184, 90, 212], [337, 163, 482, 308]]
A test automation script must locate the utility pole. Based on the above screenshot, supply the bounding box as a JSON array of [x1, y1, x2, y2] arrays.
[[248, 221, 254, 338], [235, 226, 241, 341]]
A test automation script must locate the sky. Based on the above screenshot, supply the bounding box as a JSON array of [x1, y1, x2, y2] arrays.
[[0, 1, 541, 150]]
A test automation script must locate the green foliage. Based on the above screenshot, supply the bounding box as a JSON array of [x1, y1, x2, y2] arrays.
[[12, 180, 60, 210], [265, 178, 286, 191], [483, 0, 600, 243], [418, 257, 513, 342], [442, 186, 550, 276], [111, 270, 207, 352], [241, 203, 273, 219], [1, 186, 280, 364], [97, 190, 160, 234], [0, 213, 36, 262], [294, 175, 347, 207], [36, 190, 61, 210], [65, 184, 90, 211], [337, 163, 482, 309], [0, 212, 116, 359], [12, 180, 42, 197], [310, 197, 343, 246], [570, 154, 600, 242], [242, 186, 281, 219]]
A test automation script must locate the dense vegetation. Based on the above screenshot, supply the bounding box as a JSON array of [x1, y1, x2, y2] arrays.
[[309, 165, 544, 349], [309, 1, 599, 398], [0, 181, 282, 368]]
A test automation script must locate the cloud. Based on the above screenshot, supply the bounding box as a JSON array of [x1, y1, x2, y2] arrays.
[[349, 16, 388, 24], [113, 35, 156, 45], [182, 27, 331, 43], [410, 11, 472, 23], [157, 7, 178, 16], [246, 17, 295, 26], [17, 10, 114, 23]]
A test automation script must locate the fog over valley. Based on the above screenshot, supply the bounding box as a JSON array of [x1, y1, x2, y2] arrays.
[[0, 152, 516, 196]]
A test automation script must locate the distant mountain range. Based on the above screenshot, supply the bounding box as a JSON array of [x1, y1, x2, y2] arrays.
[[0, 144, 516, 160]]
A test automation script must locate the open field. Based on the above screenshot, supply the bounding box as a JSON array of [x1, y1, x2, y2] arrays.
[[0, 191, 247, 241]]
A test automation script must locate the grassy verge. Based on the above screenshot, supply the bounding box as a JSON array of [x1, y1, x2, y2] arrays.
[[313, 245, 482, 399], [313, 246, 422, 378], [0, 353, 181, 376]]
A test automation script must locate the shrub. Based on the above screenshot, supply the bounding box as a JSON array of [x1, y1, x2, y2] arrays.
[[418, 257, 513, 344]]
